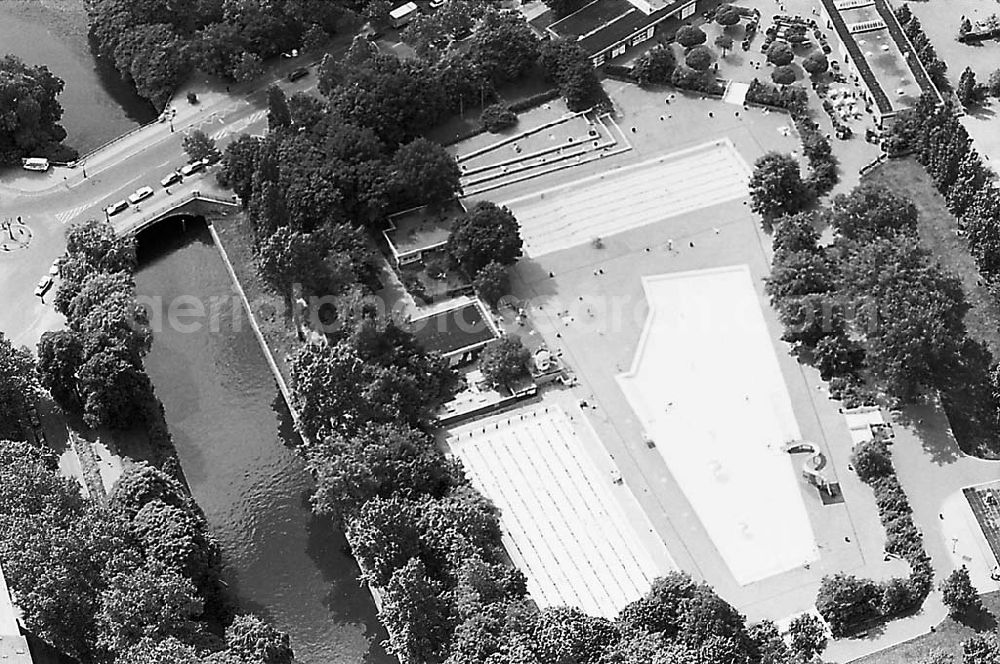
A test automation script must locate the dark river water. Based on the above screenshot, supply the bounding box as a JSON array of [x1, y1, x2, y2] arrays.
[[0, 3, 157, 153], [135, 220, 393, 664]]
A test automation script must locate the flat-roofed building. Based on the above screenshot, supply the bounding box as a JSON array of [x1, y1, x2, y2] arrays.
[[382, 199, 467, 266], [818, 0, 942, 126], [546, 0, 697, 66], [411, 297, 500, 365]]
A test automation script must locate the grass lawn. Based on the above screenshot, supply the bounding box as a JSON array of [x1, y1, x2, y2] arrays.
[[851, 591, 1000, 664], [864, 158, 1000, 460]]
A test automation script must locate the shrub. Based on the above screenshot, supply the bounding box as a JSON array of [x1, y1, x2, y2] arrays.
[[850, 439, 893, 483], [676, 25, 707, 49], [632, 47, 676, 87], [481, 104, 517, 133], [670, 65, 723, 95], [940, 566, 982, 618], [816, 574, 881, 637]]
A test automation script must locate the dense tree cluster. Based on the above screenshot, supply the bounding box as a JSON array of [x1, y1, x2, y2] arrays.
[[0, 55, 75, 164], [766, 184, 971, 405], [538, 40, 604, 111], [38, 221, 155, 429], [0, 440, 289, 664], [0, 332, 42, 441], [632, 47, 676, 87], [894, 5, 949, 91], [86, 0, 340, 107]]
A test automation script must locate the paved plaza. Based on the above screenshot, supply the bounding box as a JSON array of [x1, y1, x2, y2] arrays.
[[503, 139, 752, 258], [617, 266, 818, 585], [445, 399, 675, 619]]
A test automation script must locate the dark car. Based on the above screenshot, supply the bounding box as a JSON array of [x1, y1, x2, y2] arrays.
[[288, 67, 309, 82]]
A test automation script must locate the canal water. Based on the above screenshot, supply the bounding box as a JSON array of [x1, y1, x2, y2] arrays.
[[135, 220, 393, 664], [0, 0, 156, 153]]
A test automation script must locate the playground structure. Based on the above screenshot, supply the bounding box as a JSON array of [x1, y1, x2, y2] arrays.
[[783, 440, 840, 500]]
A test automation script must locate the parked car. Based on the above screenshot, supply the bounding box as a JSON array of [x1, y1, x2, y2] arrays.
[[34, 275, 54, 298], [106, 200, 129, 216], [180, 160, 206, 176], [21, 157, 50, 172], [160, 171, 182, 187], [128, 186, 154, 204], [287, 67, 309, 82]]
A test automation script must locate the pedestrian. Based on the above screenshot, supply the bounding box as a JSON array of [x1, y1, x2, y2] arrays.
[[939, 513, 944, 520], [689, 241, 694, 248], [844, 536, 851, 542], [598, 268, 604, 274], [631, 127, 637, 133], [708, 112, 713, 118], [667, 239, 674, 251]]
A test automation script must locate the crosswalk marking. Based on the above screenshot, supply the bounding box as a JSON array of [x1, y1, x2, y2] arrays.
[[212, 109, 268, 141], [55, 204, 90, 225]]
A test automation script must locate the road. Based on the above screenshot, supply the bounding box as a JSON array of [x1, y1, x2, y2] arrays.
[[0, 55, 328, 350]]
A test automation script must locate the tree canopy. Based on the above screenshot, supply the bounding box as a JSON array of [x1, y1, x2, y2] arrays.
[[447, 202, 523, 277], [0, 55, 74, 164]]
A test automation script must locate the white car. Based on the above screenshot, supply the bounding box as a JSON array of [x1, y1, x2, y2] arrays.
[[180, 160, 206, 176], [106, 200, 129, 216], [128, 186, 154, 204]]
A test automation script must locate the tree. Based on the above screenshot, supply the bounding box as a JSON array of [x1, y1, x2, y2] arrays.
[[771, 65, 797, 86], [302, 23, 329, 52], [802, 51, 829, 76], [402, 14, 448, 59], [96, 561, 203, 654], [345, 496, 422, 586], [182, 130, 221, 164], [217, 134, 262, 203], [963, 635, 1000, 664], [988, 69, 1000, 97], [479, 337, 531, 388], [109, 461, 191, 517], [391, 137, 463, 208], [305, 423, 456, 525], [746, 620, 792, 664], [748, 152, 812, 222], [266, 84, 291, 130], [0, 55, 73, 164], [815, 573, 881, 637], [77, 344, 153, 429], [0, 333, 40, 440], [380, 558, 452, 663], [684, 45, 714, 71], [958, 67, 983, 107], [231, 52, 263, 82], [481, 104, 518, 133], [940, 566, 982, 618], [258, 227, 355, 297], [675, 25, 706, 49], [473, 261, 509, 307], [632, 47, 676, 87], [226, 614, 294, 664], [539, 40, 603, 111], [714, 34, 734, 56], [36, 329, 84, 412], [469, 10, 540, 84], [715, 4, 741, 29], [532, 606, 618, 664], [829, 183, 917, 241], [132, 499, 220, 586], [787, 613, 827, 660], [447, 202, 523, 276], [767, 41, 795, 66]]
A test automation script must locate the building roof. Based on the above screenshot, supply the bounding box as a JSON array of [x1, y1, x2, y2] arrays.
[[412, 299, 499, 357], [548, 0, 690, 57], [383, 200, 466, 260], [820, 0, 939, 115], [390, 1, 418, 18]]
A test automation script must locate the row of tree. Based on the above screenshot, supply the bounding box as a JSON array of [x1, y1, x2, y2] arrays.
[[0, 439, 292, 664], [894, 4, 950, 92]]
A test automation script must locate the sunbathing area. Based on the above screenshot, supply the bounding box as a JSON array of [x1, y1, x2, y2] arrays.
[[446, 403, 674, 619], [616, 266, 819, 585]]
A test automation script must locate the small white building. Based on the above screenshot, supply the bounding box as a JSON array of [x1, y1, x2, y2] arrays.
[[390, 1, 419, 28]]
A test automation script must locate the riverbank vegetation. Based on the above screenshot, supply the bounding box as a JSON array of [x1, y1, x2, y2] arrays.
[[0, 440, 293, 664], [2, 219, 295, 663], [0, 54, 77, 164]]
